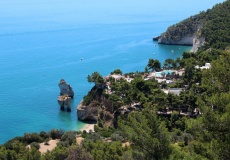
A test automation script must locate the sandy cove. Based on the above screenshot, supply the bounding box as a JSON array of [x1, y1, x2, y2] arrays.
[[80, 123, 95, 132]]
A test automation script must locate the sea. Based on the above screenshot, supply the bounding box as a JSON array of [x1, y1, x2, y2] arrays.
[[0, 0, 225, 144]]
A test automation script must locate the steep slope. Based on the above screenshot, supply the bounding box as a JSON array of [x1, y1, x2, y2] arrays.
[[156, 0, 230, 51]]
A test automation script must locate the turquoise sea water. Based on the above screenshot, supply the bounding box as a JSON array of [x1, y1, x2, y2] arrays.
[[0, 0, 225, 143]]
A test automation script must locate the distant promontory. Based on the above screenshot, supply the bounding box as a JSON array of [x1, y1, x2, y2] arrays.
[[154, 1, 230, 52]]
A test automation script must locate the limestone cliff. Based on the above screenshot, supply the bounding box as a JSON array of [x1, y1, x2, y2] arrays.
[[76, 84, 129, 125], [58, 95, 71, 112], [76, 98, 132, 128], [76, 85, 104, 120], [156, 0, 230, 51], [191, 37, 205, 52], [155, 13, 206, 52], [58, 79, 74, 98], [77, 101, 99, 121], [58, 79, 74, 111], [76, 91, 114, 122], [158, 33, 205, 52], [158, 34, 195, 46]]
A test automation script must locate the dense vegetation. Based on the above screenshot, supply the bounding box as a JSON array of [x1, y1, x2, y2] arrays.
[[1, 1, 230, 159], [160, 0, 230, 49]]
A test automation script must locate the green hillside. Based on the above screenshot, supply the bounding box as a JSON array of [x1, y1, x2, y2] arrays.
[[158, 0, 230, 50]]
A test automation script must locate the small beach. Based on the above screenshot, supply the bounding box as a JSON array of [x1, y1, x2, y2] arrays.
[[80, 123, 95, 132]]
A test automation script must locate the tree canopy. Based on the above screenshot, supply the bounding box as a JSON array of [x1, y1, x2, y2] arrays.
[[87, 72, 105, 86]]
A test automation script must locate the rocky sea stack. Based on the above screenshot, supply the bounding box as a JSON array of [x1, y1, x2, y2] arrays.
[[58, 79, 74, 98], [57, 79, 74, 111]]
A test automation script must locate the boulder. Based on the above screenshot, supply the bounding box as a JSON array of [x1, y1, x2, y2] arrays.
[[58, 79, 74, 98]]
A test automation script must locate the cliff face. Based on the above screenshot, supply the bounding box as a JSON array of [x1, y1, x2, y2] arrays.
[[158, 35, 195, 46], [191, 37, 205, 52], [156, 12, 205, 51], [76, 96, 114, 122], [76, 86, 112, 122], [77, 101, 99, 121], [158, 34, 205, 52], [157, 0, 230, 51], [76, 85, 128, 125]]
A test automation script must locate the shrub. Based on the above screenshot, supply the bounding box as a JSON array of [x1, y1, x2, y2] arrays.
[[85, 132, 101, 141], [49, 129, 64, 139], [40, 131, 49, 140], [57, 141, 70, 147], [66, 145, 93, 160], [99, 129, 112, 138], [111, 130, 124, 142], [43, 146, 68, 160], [111, 133, 124, 142], [23, 133, 43, 144], [94, 125, 99, 132], [178, 142, 185, 147], [61, 131, 77, 146], [30, 142, 40, 150], [82, 130, 87, 138]]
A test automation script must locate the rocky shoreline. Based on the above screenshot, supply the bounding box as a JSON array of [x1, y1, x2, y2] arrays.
[[153, 34, 205, 53]]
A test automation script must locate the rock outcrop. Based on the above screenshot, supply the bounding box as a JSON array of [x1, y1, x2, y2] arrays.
[[154, 14, 206, 52], [77, 101, 99, 121], [58, 95, 71, 112], [158, 35, 195, 46], [58, 79, 74, 111], [58, 79, 74, 98], [76, 83, 138, 124], [157, 34, 205, 52], [191, 37, 205, 52], [77, 99, 137, 128], [153, 36, 161, 41]]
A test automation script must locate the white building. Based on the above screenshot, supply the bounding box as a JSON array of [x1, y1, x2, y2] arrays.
[[195, 63, 211, 70]]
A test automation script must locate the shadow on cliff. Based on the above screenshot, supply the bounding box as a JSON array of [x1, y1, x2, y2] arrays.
[[78, 119, 97, 125]]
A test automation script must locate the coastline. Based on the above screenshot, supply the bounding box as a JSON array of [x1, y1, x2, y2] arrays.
[[77, 101, 96, 132], [80, 122, 96, 132]]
